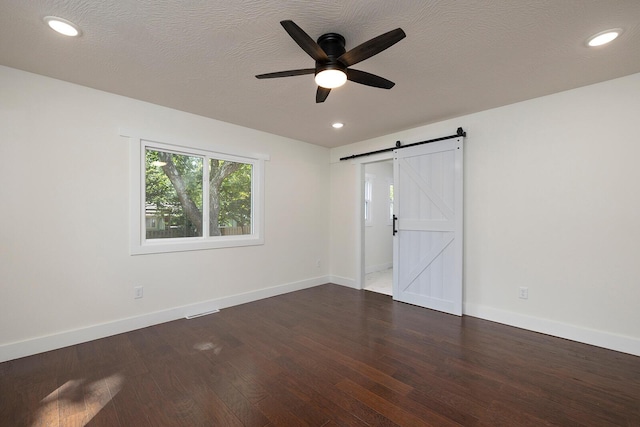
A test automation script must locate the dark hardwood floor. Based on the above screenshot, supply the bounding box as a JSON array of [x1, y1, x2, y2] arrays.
[[1, 284, 639, 426]]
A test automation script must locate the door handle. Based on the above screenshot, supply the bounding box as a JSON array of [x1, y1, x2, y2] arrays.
[[393, 215, 398, 236]]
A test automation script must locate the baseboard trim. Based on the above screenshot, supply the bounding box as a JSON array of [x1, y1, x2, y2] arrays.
[[329, 275, 359, 289], [364, 262, 393, 275], [6, 281, 636, 362], [464, 303, 640, 357], [0, 276, 329, 363]]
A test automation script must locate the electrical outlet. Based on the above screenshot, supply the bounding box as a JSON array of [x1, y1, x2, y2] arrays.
[[316, 259, 321, 268], [519, 287, 528, 300], [134, 286, 144, 299]]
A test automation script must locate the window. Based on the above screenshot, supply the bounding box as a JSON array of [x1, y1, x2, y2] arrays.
[[128, 135, 266, 254], [364, 174, 373, 226], [388, 182, 394, 225]]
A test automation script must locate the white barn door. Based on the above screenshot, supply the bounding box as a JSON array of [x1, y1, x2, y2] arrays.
[[393, 137, 463, 315]]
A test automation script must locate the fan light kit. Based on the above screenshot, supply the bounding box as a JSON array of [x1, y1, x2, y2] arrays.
[[256, 20, 406, 103], [44, 16, 81, 37], [315, 69, 347, 89], [587, 29, 622, 47]]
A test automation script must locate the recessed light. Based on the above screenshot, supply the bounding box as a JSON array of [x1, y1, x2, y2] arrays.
[[332, 122, 344, 129], [586, 29, 622, 47], [44, 16, 81, 37]]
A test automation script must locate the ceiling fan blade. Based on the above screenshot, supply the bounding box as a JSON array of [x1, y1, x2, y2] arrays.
[[280, 20, 329, 62], [316, 86, 331, 103], [338, 28, 406, 67], [255, 68, 315, 79], [346, 69, 395, 89]]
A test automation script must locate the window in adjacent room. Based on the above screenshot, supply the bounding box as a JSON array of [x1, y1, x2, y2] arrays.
[[388, 182, 394, 225], [364, 174, 373, 226]]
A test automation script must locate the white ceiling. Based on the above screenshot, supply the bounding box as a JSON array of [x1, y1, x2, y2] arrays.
[[1, 1, 639, 148]]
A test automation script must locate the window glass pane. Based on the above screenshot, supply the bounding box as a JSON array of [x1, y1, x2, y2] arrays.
[[364, 179, 372, 223], [389, 184, 394, 220], [210, 159, 252, 236], [145, 149, 203, 239]]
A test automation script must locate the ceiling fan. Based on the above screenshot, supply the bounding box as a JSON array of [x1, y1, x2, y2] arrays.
[[255, 20, 406, 103]]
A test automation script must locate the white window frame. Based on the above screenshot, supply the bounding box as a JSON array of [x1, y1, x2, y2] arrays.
[[387, 180, 394, 226], [364, 174, 374, 226], [126, 132, 267, 255]]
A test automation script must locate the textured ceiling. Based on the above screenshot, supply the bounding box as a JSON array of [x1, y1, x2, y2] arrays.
[[1, 0, 639, 148]]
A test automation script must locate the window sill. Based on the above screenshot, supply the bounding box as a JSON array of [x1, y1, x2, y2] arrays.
[[131, 234, 264, 255]]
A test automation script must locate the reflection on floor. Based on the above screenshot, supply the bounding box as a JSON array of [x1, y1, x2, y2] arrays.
[[364, 268, 392, 296]]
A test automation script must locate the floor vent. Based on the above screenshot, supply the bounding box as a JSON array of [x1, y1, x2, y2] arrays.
[[185, 309, 220, 319]]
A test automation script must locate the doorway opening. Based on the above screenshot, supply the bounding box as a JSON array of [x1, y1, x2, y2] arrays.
[[352, 131, 464, 314], [362, 160, 394, 296]]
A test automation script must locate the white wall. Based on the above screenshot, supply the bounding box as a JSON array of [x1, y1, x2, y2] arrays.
[[330, 73, 640, 356], [364, 161, 393, 273], [3, 65, 639, 361], [0, 66, 330, 361]]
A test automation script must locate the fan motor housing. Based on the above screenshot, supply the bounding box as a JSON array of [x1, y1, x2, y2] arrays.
[[317, 33, 346, 58], [316, 33, 347, 74]]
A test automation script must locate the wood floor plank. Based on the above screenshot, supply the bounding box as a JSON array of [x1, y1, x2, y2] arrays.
[[203, 360, 271, 426], [336, 378, 460, 426], [20, 377, 60, 427], [1, 284, 639, 426], [295, 334, 414, 396], [254, 395, 312, 427], [86, 399, 122, 427], [230, 333, 399, 426], [479, 399, 557, 427], [108, 374, 153, 427], [273, 354, 389, 426], [76, 373, 123, 427]]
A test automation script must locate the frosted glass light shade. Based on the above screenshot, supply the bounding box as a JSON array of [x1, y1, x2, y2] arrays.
[[315, 69, 347, 89]]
